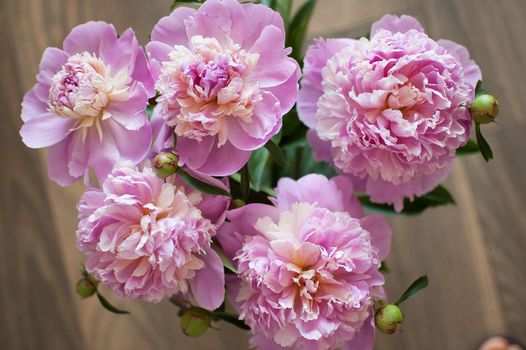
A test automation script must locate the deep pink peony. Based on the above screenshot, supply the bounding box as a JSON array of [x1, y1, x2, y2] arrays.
[[20, 22, 155, 186], [146, 0, 300, 176], [76, 163, 229, 308], [217, 174, 392, 350], [298, 15, 482, 211]]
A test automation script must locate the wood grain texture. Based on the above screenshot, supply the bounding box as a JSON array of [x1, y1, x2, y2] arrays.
[[1, 0, 525, 349]]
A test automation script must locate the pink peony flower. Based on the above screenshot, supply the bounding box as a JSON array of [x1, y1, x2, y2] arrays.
[[298, 15, 482, 211], [146, 0, 300, 176], [76, 162, 229, 308], [217, 174, 392, 350], [20, 22, 155, 186]]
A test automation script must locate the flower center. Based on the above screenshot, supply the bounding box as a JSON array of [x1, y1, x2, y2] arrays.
[[156, 36, 260, 145], [48, 52, 131, 141]]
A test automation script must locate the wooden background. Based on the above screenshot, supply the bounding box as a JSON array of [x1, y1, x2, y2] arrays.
[[1, 0, 525, 349]]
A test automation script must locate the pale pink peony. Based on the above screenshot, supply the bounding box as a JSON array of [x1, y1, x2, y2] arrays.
[[298, 15, 482, 211], [217, 174, 392, 350], [20, 22, 155, 186], [147, 0, 300, 176], [76, 163, 229, 308]]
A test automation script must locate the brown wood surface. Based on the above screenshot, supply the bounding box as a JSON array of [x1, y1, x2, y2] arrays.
[[1, 0, 525, 349]]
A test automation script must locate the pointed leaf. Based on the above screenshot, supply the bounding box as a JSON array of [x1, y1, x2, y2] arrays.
[[96, 292, 130, 315], [211, 242, 237, 274], [358, 185, 455, 216], [248, 148, 273, 192], [240, 165, 251, 201], [379, 261, 389, 273], [264, 139, 288, 167], [475, 80, 489, 97], [475, 123, 494, 162], [212, 311, 250, 330], [170, 0, 203, 11], [286, 0, 317, 63], [457, 139, 480, 155], [178, 169, 231, 197], [396, 275, 429, 305]]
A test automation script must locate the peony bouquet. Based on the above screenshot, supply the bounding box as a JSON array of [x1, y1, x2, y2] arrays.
[[19, 0, 500, 349]]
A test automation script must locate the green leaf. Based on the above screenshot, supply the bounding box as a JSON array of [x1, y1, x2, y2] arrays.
[[96, 292, 130, 315], [273, 0, 293, 25], [457, 139, 480, 155], [379, 261, 389, 273], [286, 0, 317, 63], [170, 0, 203, 11], [396, 275, 429, 305], [359, 185, 455, 216], [280, 109, 308, 147], [422, 185, 455, 204], [240, 165, 251, 202], [248, 148, 273, 192], [228, 176, 273, 205], [475, 123, 494, 162], [211, 242, 237, 274], [475, 80, 489, 97], [178, 169, 231, 197], [146, 105, 154, 120], [265, 139, 288, 167], [212, 311, 250, 330]]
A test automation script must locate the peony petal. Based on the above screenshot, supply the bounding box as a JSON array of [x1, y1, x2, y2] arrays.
[[341, 315, 375, 350], [216, 204, 279, 260], [185, 140, 251, 176], [176, 135, 215, 171], [371, 14, 424, 36], [240, 3, 285, 49], [438, 39, 482, 91], [20, 112, 73, 148], [298, 38, 354, 128], [227, 92, 281, 151], [36, 47, 69, 85], [105, 119, 152, 165], [151, 7, 196, 46], [249, 25, 298, 88], [360, 215, 392, 260], [63, 21, 118, 56], [47, 135, 77, 186], [265, 61, 301, 114], [107, 83, 149, 130], [145, 41, 174, 80], [189, 247, 225, 311]]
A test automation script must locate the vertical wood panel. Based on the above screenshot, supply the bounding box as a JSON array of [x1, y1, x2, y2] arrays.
[[1, 0, 525, 349]]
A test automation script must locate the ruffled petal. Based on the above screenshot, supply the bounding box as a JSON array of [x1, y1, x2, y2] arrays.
[[371, 14, 424, 36], [438, 39, 482, 91], [298, 38, 354, 127]]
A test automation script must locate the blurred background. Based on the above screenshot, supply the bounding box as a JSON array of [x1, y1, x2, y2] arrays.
[[1, 0, 525, 349]]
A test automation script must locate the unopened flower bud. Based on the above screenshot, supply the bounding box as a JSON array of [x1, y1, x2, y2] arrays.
[[470, 94, 499, 124], [76, 278, 97, 298], [375, 304, 404, 334], [153, 152, 179, 178], [231, 199, 246, 209], [180, 307, 210, 337]]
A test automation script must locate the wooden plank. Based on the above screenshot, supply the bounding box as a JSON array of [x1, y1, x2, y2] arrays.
[[2, 0, 526, 349]]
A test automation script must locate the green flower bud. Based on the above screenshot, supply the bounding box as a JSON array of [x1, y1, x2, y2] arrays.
[[231, 199, 246, 209], [375, 304, 404, 334], [153, 152, 179, 178], [75, 278, 97, 299], [470, 94, 499, 124], [180, 307, 210, 337]]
